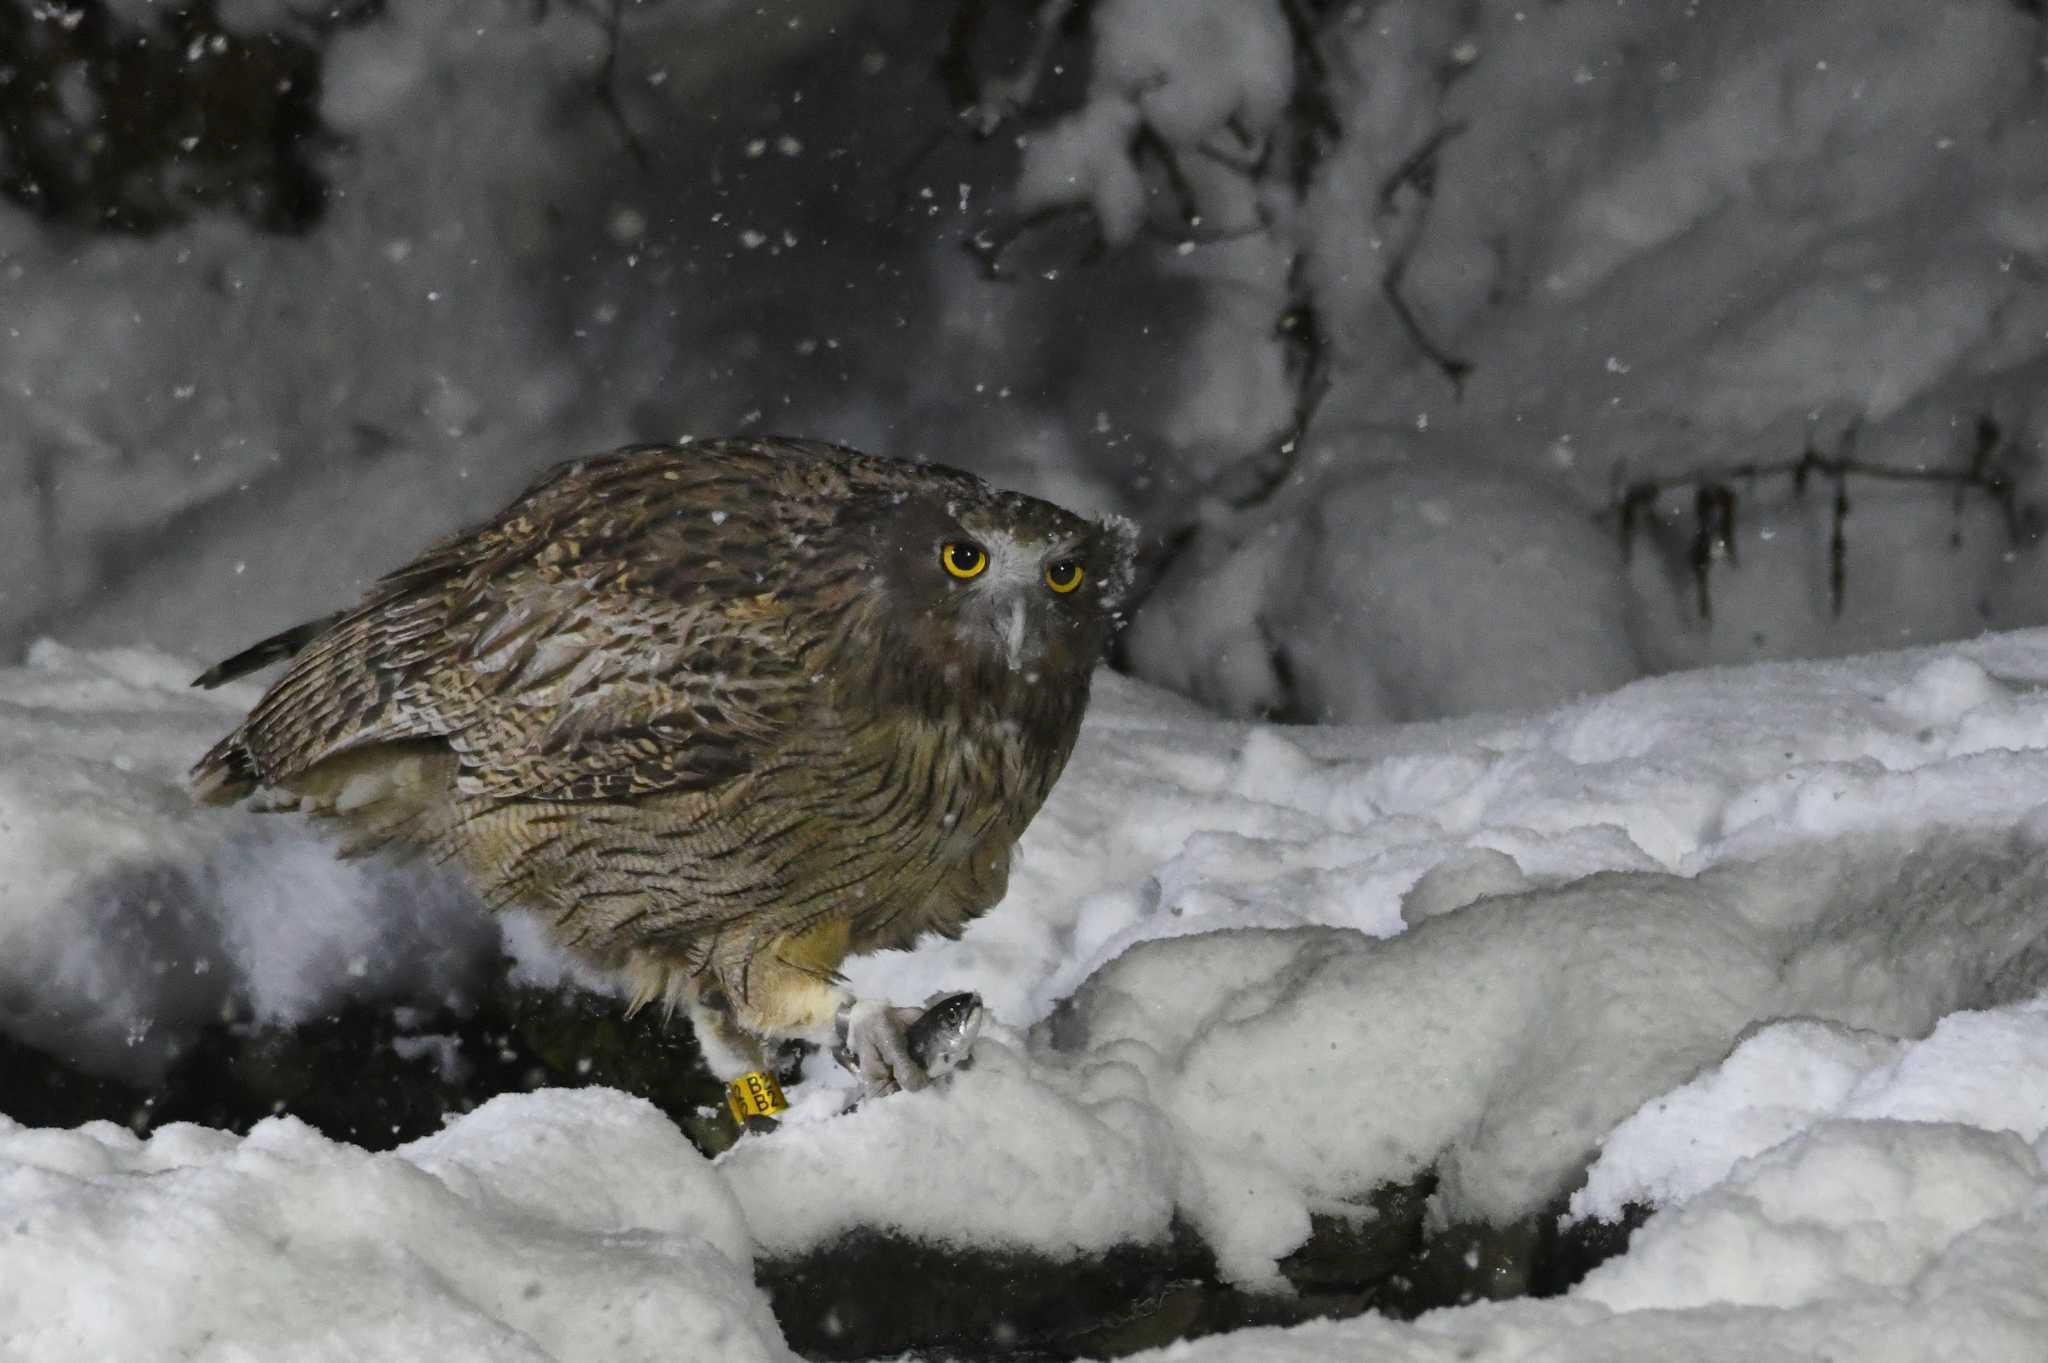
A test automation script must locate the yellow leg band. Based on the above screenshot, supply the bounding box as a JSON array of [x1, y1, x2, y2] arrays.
[[726, 1070, 789, 1124]]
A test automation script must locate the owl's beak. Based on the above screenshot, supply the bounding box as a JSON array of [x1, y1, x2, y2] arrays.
[[1000, 596, 1030, 671]]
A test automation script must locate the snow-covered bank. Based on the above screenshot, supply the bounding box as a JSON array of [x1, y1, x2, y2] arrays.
[[6, 633, 2048, 1356], [0, 1089, 790, 1363]]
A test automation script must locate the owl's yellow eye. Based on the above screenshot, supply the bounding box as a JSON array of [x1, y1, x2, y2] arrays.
[[1044, 559, 1084, 594], [941, 541, 988, 580]]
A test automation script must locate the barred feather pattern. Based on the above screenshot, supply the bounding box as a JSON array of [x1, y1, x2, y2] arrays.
[[193, 438, 1133, 1055]]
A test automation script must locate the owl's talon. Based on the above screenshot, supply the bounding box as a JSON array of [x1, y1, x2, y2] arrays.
[[836, 999, 930, 1097], [833, 992, 987, 1101]]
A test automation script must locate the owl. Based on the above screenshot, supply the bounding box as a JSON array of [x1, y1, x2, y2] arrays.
[[191, 438, 1135, 1093]]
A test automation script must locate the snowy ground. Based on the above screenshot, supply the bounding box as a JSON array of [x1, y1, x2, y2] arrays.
[[7, 631, 2048, 1359]]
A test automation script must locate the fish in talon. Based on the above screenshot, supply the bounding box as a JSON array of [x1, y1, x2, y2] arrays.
[[835, 991, 987, 1100], [905, 991, 985, 1081]]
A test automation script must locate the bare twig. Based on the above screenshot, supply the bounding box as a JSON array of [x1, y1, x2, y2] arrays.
[[1134, 125, 1202, 232], [963, 204, 1101, 280], [1274, 0, 1341, 194], [1130, 125, 1270, 242], [1606, 418, 2025, 621], [561, 0, 649, 169], [1374, 119, 1466, 215], [938, 0, 992, 111], [595, 0, 648, 169], [1689, 483, 1737, 620], [1376, 120, 1473, 394], [1381, 261, 1473, 395], [1613, 428, 2023, 537]]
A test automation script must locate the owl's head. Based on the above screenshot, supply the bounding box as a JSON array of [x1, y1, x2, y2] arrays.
[[858, 464, 1136, 692]]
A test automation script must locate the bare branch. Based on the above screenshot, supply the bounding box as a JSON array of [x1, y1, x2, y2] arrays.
[[1274, 0, 1342, 194], [1605, 418, 2027, 622], [1381, 262, 1473, 395], [963, 204, 1102, 280], [1376, 120, 1474, 394], [1375, 119, 1467, 216], [560, 0, 650, 168]]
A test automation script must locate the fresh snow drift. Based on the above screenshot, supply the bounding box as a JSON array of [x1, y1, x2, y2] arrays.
[[6, 631, 2048, 1357]]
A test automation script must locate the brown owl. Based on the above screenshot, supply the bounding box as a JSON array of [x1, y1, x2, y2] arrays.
[[190, 438, 1134, 1093]]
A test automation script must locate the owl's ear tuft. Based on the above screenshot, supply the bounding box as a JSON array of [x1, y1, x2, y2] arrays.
[[1092, 513, 1141, 608]]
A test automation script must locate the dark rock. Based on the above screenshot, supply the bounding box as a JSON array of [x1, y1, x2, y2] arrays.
[[0, 960, 726, 1151]]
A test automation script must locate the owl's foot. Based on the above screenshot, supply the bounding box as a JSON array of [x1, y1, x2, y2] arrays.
[[834, 992, 985, 1100], [836, 1000, 926, 1095]]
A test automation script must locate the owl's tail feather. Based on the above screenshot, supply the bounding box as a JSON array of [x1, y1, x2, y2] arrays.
[[189, 612, 344, 803], [189, 735, 262, 805], [191, 613, 343, 690]]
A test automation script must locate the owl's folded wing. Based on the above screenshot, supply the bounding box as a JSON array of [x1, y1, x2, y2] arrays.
[[194, 441, 839, 807], [442, 573, 813, 802]]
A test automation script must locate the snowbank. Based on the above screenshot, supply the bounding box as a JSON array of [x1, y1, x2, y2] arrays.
[[0, 642, 501, 1083], [8, 630, 2048, 1354], [0, 1089, 788, 1363]]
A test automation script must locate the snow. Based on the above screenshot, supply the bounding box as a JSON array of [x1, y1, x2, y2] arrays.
[[9, 0, 2048, 1354], [1098, 0, 2048, 719], [1125, 463, 1641, 723], [11, 0, 2048, 730], [1575, 997, 2048, 1224], [9, 628, 2048, 1355], [1092, 0, 1291, 149], [722, 1033, 1181, 1260], [0, 1089, 789, 1363], [0, 641, 501, 1083], [1015, 0, 1291, 246]]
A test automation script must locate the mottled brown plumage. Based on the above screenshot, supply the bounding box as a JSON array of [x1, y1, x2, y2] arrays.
[[192, 438, 1134, 1082]]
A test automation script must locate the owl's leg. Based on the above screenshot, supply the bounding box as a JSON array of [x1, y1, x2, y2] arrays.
[[689, 923, 851, 1072], [685, 993, 774, 1080], [721, 920, 946, 1096], [623, 942, 828, 1081]]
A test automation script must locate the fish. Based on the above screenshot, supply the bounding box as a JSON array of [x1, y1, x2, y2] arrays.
[[905, 991, 985, 1081]]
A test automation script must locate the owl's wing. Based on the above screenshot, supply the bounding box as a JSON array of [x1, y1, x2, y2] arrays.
[[198, 443, 843, 806], [200, 561, 811, 806], [443, 571, 812, 802]]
